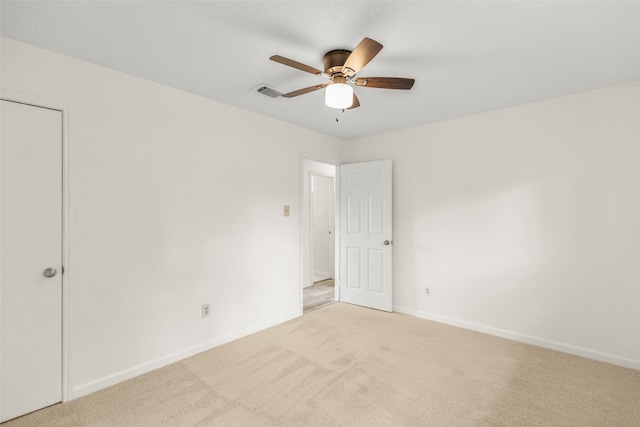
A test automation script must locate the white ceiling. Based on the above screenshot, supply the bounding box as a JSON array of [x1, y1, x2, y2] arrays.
[[2, 1, 639, 140]]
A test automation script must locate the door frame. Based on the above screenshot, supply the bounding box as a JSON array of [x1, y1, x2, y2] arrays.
[[1, 89, 73, 403], [300, 154, 341, 313], [309, 171, 335, 282]]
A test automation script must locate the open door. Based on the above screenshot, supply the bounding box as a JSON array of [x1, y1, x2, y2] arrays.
[[339, 159, 392, 312]]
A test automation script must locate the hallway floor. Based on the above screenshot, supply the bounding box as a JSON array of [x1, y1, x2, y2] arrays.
[[303, 279, 335, 313]]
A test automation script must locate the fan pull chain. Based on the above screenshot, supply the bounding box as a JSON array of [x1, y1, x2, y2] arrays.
[[336, 109, 346, 122]]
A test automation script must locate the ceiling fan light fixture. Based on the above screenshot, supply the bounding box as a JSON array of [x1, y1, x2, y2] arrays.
[[325, 83, 353, 109], [271, 37, 415, 110]]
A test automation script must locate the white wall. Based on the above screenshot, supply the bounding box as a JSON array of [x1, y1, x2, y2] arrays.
[[301, 159, 336, 287], [2, 35, 638, 406], [342, 82, 640, 369], [1, 37, 343, 397]]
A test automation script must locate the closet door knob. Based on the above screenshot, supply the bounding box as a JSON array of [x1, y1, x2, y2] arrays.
[[43, 267, 57, 278]]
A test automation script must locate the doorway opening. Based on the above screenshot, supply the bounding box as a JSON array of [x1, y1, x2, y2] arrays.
[[302, 158, 337, 313], [300, 157, 394, 314]]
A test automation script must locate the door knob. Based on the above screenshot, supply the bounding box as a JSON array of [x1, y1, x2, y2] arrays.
[[43, 267, 57, 278], [384, 240, 391, 245]]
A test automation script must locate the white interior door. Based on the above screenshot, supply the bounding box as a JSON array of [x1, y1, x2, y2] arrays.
[[311, 174, 334, 281], [1, 100, 63, 422], [339, 159, 392, 312]]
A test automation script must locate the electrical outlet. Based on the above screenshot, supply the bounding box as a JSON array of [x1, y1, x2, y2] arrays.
[[202, 303, 210, 318], [424, 287, 431, 297]]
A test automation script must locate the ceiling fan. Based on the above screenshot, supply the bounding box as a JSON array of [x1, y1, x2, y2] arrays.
[[270, 37, 415, 110]]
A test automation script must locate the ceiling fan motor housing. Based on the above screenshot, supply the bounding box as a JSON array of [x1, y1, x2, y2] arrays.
[[324, 49, 352, 75]]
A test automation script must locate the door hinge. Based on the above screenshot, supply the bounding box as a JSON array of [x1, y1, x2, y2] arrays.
[[61, 266, 65, 274]]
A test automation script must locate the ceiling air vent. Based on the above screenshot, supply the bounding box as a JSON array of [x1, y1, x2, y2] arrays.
[[253, 84, 282, 98]]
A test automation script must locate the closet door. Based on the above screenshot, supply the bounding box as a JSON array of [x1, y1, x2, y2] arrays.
[[1, 100, 63, 422]]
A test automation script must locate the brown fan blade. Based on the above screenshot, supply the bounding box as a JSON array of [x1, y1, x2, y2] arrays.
[[355, 77, 415, 90], [342, 37, 383, 78], [281, 83, 329, 98], [269, 55, 323, 76], [347, 93, 360, 110]]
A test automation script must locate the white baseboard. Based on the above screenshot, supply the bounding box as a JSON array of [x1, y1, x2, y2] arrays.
[[393, 305, 640, 371], [72, 310, 301, 399], [313, 271, 331, 279]]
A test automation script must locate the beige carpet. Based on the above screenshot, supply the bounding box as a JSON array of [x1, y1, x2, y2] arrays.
[[4, 303, 640, 426]]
